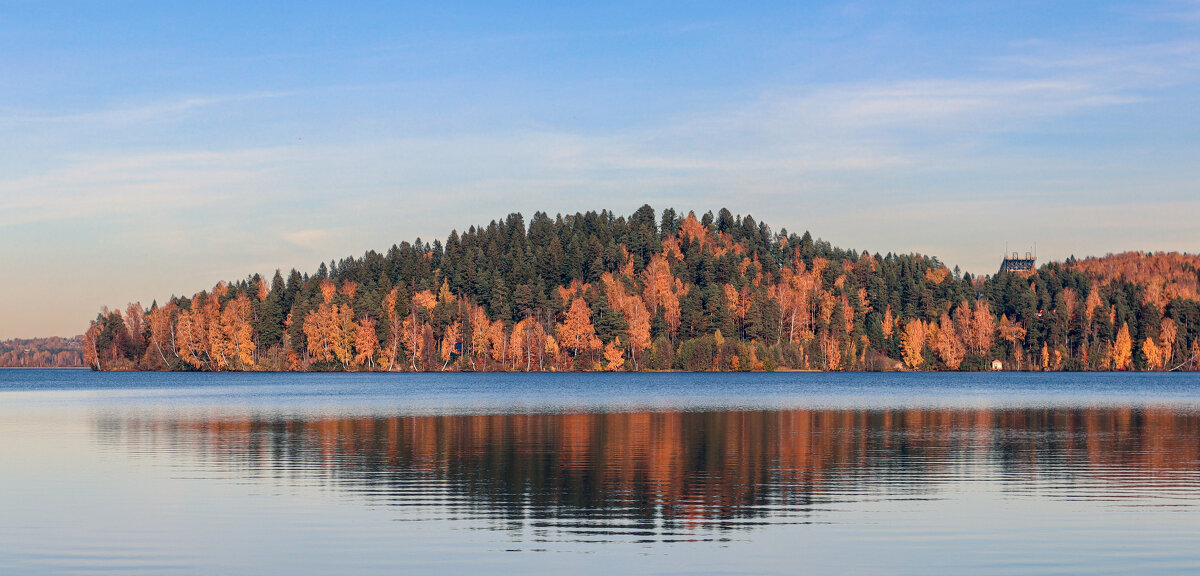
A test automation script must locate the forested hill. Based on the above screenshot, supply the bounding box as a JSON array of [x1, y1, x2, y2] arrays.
[[1, 337, 84, 368], [84, 206, 1200, 372]]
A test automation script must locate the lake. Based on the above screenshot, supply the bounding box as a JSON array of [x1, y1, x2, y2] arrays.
[[2, 370, 1200, 575]]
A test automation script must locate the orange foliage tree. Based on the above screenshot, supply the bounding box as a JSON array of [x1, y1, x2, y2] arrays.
[[220, 293, 256, 369], [931, 312, 965, 370], [1142, 337, 1164, 371], [900, 319, 926, 370], [603, 339, 625, 371], [354, 316, 379, 370], [558, 298, 600, 364], [964, 300, 995, 357], [439, 320, 460, 371], [1111, 323, 1133, 371]]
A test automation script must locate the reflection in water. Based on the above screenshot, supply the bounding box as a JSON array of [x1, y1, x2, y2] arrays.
[[95, 407, 1200, 543]]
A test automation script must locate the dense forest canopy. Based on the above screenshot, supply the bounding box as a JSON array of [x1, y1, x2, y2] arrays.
[[83, 206, 1200, 372]]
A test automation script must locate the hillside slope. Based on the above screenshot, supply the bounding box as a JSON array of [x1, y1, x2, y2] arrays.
[[84, 207, 1200, 372]]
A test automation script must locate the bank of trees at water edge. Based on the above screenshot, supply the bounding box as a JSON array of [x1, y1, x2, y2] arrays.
[[84, 207, 1200, 372], [0, 337, 83, 368]]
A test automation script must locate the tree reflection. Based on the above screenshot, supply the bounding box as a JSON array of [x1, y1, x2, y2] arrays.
[[95, 407, 1200, 539]]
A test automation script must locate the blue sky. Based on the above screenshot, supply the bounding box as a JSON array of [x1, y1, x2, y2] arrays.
[[2, 1, 1199, 337]]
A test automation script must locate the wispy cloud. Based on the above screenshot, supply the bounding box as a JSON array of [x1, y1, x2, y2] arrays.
[[0, 69, 1145, 229], [810, 79, 1138, 126], [0, 54, 1162, 234], [0, 92, 291, 126], [0, 148, 292, 228]]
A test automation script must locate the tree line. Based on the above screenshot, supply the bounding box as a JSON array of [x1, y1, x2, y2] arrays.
[[84, 206, 1200, 372], [1, 337, 84, 368]]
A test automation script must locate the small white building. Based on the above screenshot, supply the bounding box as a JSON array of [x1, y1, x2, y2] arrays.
[[991, 359, 1004, 371]]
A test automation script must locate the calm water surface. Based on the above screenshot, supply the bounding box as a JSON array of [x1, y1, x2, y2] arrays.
[[2, 370, 1200, 575]]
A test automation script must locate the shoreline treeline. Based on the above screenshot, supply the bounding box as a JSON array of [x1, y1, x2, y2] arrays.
[[1, 337, 84, 368], [84, 207, 1200, 372]]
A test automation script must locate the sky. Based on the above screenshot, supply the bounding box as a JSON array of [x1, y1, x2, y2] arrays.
[[1, 1, 1199, 338]]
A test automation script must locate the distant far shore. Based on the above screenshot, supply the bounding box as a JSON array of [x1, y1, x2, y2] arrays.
[[57, 367, 1192, 374], [0, 366, 88, 370]]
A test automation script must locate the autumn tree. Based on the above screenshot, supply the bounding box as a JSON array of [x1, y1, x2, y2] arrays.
[[603, 273, 652, 369], [331, 303, 356, 369], [1111, 323, 1133, 371], [145, 302, 178, 369], [1159, 318, 1178, 368], [1142, 337, 1164, 371], [380, 287, 401, 371], [354, 316, 379, 370], [822, 334, 842, 370], [558, 298, 600, 363], [176, 309, 208, 370], [220, 293, 256, 369], [303, 302, 336, 365], [83, 320, 101, 370], [900, 319, 927, 370], [439, 320, 460, 371], [603, 338, 625, 371], [964, 300, 995, 357], [641, 254, 685, 339], [931, 312, 965, 370], [997, 314, 1027, 369], [402, 289, 438, 370]]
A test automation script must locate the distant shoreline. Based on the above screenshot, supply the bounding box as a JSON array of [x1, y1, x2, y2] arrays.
[[0, 366, 88, 370], [30, 367, 1194, 374]]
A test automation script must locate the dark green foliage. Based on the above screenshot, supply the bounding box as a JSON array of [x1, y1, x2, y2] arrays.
[[86, 206, 1200, 372]]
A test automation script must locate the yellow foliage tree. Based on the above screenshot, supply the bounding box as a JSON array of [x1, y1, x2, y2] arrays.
[[900, 319, 926, 370], [1142, 336, 1164, 371], [544, 335, 561, 371], [220, 293, 256, 369], [440, 320, 461, 371], [641, 254, 685, 338], [412, 290, 437, 312], [966, 300, 995, 356], [823, 335, 842, 370], [319, 279, 336, 304], [354, 316, 378, 370], [200, 288, 228, 369], [145, 302, 177, 368], [558, 298, 600, 360], [379, 287, 401, 371], [931, 312, 965, 370], [603, 339, 625, 371], [1159, 318, 1178, 367], [175, 310, 207, 369], [1112, 323, 1133, 371], [487, 319, 507, 366], [400, 316, 424, 371], [997, 314, 1027, 367], [303, 303, 336, 364], [468, 303, 492, 370], [331, 304, 356, 369]]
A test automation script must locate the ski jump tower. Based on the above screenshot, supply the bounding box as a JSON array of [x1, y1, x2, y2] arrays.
[[999, 244, 1036, 274]]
